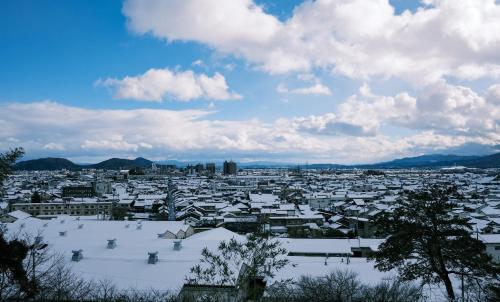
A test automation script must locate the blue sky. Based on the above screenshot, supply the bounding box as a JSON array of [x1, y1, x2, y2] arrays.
[[0, 0, 363, 118], [1, 0, 499, 163]]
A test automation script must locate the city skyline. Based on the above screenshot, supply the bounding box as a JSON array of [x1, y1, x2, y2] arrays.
[[1, 0, 500, 164]]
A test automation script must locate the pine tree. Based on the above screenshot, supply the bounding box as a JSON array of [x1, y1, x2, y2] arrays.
[[0, 148, 34, 297], [31, 191, 42, 203], [371, 185, 499, 301], [0, 147, 24, 185]]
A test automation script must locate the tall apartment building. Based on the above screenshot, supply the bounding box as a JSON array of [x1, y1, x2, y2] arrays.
[[223, 160, 237, 175]]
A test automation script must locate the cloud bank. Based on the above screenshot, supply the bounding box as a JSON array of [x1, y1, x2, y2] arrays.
[[2, 82, 498, 163], [123, 0, 500, 83]]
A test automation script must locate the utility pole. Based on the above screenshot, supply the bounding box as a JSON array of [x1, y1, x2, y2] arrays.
[[167, 178, 175, 221], [461, 268, 465, 302]]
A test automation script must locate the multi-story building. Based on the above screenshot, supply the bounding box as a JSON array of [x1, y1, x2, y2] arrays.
[[11, 201, 113, 217], [194, 163, 204, 173], [62, 185, 94, 198], [205, 163, 216, 174], [223, 160, 237, 175], [91, 181, 112, 196]]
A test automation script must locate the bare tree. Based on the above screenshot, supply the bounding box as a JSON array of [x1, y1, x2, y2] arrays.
[[361, 278, 423, 302], [293, 270, 362, 302], [264, 270, 423, 302], [189, 234, 289, 300]]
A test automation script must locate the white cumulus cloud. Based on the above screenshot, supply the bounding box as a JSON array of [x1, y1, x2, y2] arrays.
[[97, 68, 241, 101], [292, 81, 500, 140], [123, 0, 500, 83]]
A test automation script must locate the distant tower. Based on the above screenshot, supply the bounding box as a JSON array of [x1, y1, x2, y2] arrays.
[[167, 178, 176, 221]]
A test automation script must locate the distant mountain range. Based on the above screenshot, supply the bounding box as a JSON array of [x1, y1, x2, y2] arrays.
[[14, 158, 81, 171], [88, 157, 153, 170], [363, 153, 500, 169], [357, 154, 482, 169], [14, 157, 153, 171], [13, 152, 500, 171]]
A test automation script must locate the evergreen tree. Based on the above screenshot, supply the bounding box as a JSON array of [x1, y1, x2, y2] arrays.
[[0, 225, 34, 298], [0, 148, 34, 297], [31, 191, 42, 203], [371, 185, 499, 301], [0, 147, 24, 185]]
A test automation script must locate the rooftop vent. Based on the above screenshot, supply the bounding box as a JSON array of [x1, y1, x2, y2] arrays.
[[107, 239, 117, 249], [20, 223, 25, 228], [173, 239, 182, 251], [125, 224, 130, 228], [43, 223, 48, 227], [71, 249, 83, 262], [75, 217, 80, 221], [59, 231, 67, 237], [78, 224, 84, 229], [148, 252, 158, 264], [60, 219, 65, 224], [136, 224, 142, 230]]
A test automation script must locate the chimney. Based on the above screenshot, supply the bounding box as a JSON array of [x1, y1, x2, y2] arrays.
[[107, 239, 117, 249], [173, 239, 182, 251], [71, 249, 83, 262], [148, 252, 158, 264]]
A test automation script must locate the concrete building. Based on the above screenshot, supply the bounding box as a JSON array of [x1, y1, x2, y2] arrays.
[[62, 185, 94, 198], [92, 181, 112, 196], [223, 160, 237, 175], [11, 201, 113, 217], [205, 163, 216, 174]]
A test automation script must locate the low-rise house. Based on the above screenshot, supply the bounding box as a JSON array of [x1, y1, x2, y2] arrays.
[[0, 210, 31, 223], [480, 234, 500, 263], [157, 222, 195, 239], [348, 216, 377, 238]]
